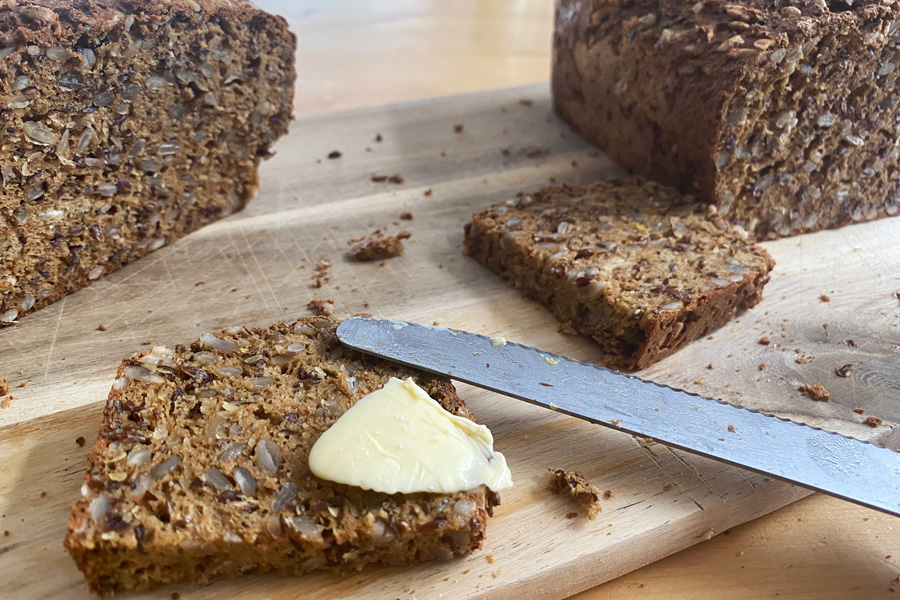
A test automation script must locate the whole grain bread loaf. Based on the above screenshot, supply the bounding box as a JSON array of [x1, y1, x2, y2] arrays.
[[0, 0, 295, 324], [463, 178, 774, 370], [65, 316, 499, 596], [553, 0, 900, 240]]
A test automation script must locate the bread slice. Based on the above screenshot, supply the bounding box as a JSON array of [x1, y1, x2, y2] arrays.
[[0, 0, 295, 324], [65, 317, 499, 596], [463, 178, 775, 370], [552, 0, 900, 239]]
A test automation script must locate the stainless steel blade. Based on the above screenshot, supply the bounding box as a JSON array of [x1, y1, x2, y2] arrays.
[[336, 317, 900, 517]]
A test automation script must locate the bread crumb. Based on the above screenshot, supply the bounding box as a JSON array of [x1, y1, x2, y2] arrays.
[[143, 339, 153, 345], [819, 294, 831, 303], [706, 363, 714, 370], [727, 425, 736, 433], [387, 173, 404, 184], [1, 396, 11, 409], [549, 467, 602, 520], [836, 363, 853, 377], [0, 376, 7, 396], [602, 490, 613, 500], [799, 383, 830, 402], [758, 363, 766, 371], [399, 211, 413, 220], [423, 188, 433, 197], [663, 483, 673, 492], [307, 299, 335, 317], [327, 150, 342, 159], [853, 408, 866, 414], [491, 569, 501, 579], [486, 553, 495, 564], [454, 123, 464, 133], [17, 381, 25, 388], [519, 98, 534, 106], [758, 336, 771, 345], [374, 133, 382, 142], [97, 324, 107, 331], [76, 436, 86, 447], [348, 230, 412, 261], [865, 416, 883, 427], [565, 512, 579, 519]]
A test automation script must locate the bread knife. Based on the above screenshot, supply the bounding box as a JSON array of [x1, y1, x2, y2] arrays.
[[336, 317, 900, 517]]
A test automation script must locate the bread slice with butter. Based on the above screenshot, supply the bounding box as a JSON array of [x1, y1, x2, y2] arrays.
[[64, 316, 501, 596]]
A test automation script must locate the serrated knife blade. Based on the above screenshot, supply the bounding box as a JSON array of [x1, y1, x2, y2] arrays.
[[336, 317, 900, 517]]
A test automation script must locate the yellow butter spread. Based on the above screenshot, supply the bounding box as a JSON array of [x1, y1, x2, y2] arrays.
[[308, 377, 513, 494]]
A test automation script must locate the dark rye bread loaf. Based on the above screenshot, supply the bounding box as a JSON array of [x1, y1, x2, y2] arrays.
[[553, 0, 900, 240], [0, 0, 295, 324], [65, 317, 499, 596], [463, 178, 774, 370]]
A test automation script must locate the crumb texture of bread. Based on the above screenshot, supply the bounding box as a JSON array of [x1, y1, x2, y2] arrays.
[[552, 0, 900, 240], [348, 230, 411, 261], [548, 468, 602, 520], [65, 317, 496, 596], [463, 178, 775, 370], [0, 0, 296, 324]]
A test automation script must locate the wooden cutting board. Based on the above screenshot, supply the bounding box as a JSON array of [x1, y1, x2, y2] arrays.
[[1, 84, 898, 599]]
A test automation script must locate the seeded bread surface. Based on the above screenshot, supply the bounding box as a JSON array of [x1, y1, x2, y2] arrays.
[[553, 0, 900, 240], [463, 178, 775, 370], [0, 0, 295, 324], [65, 317, 498, 596]]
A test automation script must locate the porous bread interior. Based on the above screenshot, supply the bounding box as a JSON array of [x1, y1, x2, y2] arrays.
[[0, 2, 294, 322], [65, 317, 491, 596], [715, 26, 900, 239]]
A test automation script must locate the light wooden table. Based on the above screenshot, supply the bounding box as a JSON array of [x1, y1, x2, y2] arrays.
[[271, 2, 900, 598]]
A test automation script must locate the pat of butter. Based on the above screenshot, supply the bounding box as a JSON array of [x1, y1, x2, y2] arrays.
[[308, 377, 513, 494]]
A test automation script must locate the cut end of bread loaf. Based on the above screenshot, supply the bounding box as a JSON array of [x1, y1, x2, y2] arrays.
[[64, 317, 497, 596], [0, 0, 296, 324], [463, 178, 774, 370], [552, 0, 900, 240]]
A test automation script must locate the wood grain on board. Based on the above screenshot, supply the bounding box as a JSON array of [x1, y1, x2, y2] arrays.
[[1, 85, 898, 599]]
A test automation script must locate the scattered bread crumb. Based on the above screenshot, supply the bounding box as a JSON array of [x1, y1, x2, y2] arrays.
[[454, 123, 464, 133], [758, 363, 767, 371], [549, 467, 602, 520], [399, 211, 413, 220], [602, 490, 613, 500], [423, 188, 433, 197], [76, 436, 86, 447], [819, 294, 831, 303], [1, 396, 11, 409], [853, 408, 866, 414], [865, 416, 883, 427], [727, 425, 736, 433], [486, 553, 495, 564], [370, 174, 404, 184], [327, 150, 342, 159], [374, 133, 382, 142], [519, 97, 534, 106], [836, 363, 853, 377], [799, 383, 830, 402], [307, 299, 335, 317], [0, 376, 8, 396], [97, 324, 107, 331], [348, 230, 412, 261], [758, 336, 771, 345]]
